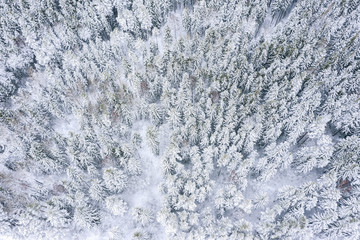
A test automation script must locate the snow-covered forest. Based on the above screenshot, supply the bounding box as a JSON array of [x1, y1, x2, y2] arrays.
[[0, 0, 359, 239]]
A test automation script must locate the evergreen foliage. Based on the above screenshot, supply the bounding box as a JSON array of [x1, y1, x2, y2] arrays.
[[0, 0, 359, 239]]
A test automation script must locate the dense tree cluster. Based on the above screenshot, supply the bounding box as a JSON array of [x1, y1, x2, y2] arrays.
[[0, 0, 359, 239]]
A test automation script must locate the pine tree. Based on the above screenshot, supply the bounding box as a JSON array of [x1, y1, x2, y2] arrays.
[[146, 126, 160, 155], [44, 204, 70, 228], [89, 179, 108, 202], [74, 204, 100, 229], [103, 167, 128, 193], [0, 205, 11, 234], [132, 207, 154, 226], [0, 68, 17, 102], [105, 195, 128, 216], [164, 26, 173, 46]]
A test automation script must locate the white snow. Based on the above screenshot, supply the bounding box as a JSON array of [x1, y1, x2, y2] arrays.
[[53, 114, 81, 137]]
